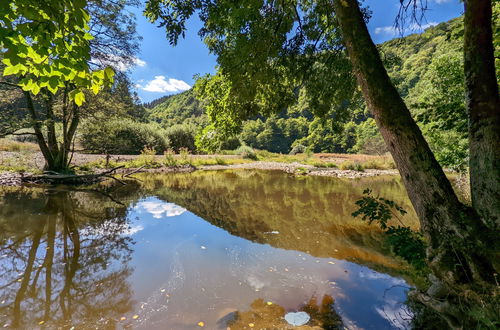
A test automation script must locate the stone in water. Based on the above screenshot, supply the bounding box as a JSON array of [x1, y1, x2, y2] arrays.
[[284, 312, 310, 326]]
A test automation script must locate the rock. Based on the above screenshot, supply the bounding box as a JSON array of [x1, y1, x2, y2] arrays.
[[284, 311, 310, 326]]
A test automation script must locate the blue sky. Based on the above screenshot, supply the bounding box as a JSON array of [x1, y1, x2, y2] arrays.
[[128, 0, 463, 103]]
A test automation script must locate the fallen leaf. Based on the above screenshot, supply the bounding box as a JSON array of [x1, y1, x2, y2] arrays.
[[198, 321, 205, 327], [267, 301, 273, 305], [120, 317, 126, 321], [248, 323, 255, 327], [328, 261, 335, 265], [38, 321, 45, 325], [132, 315, 139, 320]]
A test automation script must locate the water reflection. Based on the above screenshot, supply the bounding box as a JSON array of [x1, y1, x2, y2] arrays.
[[136, 170, 419, 273], [0, 170, 417, 329], [0, 188, 134, 328]]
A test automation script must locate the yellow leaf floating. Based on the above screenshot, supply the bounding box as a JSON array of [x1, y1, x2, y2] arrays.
[[38, 320, 45, 325], [197, 321, 205, 327], [267, 301, 273, 305], [328, 261, 335, 265], [132, 315, 139, 320], [249, 323, 255, 327], [120, 317, 126, 321]]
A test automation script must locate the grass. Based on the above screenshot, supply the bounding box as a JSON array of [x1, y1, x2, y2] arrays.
[[0, 139, 38, 152], [0, 141, 395, 174], [339, 161, 364, 171]]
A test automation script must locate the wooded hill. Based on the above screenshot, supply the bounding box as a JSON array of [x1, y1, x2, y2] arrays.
[[144, 16, 469, 168]]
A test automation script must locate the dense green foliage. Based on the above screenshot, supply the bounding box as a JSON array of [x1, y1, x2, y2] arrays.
[[145, 17, 469, 167], [80, 118, 169, 154], [0, 0, 112, 104]]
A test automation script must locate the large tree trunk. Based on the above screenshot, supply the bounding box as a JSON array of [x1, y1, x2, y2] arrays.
[[332, 0, 496, 286], [464, 0, 500, 229], [24, 91, 77, 172]]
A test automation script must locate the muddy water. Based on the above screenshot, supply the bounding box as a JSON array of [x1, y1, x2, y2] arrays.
[[0, 170, 419, 329]]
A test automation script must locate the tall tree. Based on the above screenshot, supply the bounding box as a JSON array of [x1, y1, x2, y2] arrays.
[[463, 0, 500, 228], [144, 0, 499, 325], [0, 0, 140, 171]]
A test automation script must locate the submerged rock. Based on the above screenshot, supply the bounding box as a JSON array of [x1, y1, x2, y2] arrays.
[[284, 311, 310, 326]]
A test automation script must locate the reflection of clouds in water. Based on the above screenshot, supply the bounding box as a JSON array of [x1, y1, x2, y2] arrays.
[[136, 201, 186, 219], [376, 299, 413, 330], [359, 271, 406, 286], [124, 225, 144, 235]]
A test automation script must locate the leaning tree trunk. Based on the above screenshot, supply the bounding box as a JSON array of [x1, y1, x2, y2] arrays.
[[464, 0, 500, 229], [332, 0, 497, 287]]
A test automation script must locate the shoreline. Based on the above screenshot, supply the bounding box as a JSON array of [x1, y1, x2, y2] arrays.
[[0, 161, 398, 187]]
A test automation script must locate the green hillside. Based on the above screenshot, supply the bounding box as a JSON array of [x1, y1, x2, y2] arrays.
[[144, 16, 470, 167]]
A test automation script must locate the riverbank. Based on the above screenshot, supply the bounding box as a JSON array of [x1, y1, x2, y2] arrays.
[[0, 150, 398, 186]]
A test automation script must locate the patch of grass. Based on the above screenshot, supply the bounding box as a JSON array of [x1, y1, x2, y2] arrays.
[[214, 157, 227, 165], [0, 164, 35, 173], [362, 159, 396, 170], [192, 157, 248, 166], [178, 147, 193, 165], [295, 167, 309, 175], [163, 149, 177, 167], [0, 139, 38, 152], [306, 160, 338, 168], [339, 161, 364, 171]]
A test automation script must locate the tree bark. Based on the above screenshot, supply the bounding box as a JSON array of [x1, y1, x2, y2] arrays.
[[332, 0, 496, 285], [24, 91, 54, 167], [464, 0, 500, 229]]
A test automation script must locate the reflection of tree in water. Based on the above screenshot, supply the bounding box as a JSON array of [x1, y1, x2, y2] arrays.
[[225, 295, 342, 329], [0, 189, 134, 328]]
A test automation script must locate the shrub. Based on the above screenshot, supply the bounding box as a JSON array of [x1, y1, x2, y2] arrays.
[[80, 119, 170, 154], [339, 161, 364, 171], [165, 124, 196, 152], [219, 136, 241, 150], [215, 157, 227, 165], [289, 144, 306, 155], [163, 149, 177, 167], [179, 147, 192, 165], [236, 146, 257, 160]]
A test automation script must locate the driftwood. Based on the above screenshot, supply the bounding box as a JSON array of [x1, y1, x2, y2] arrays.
[[21, 166, 125, 185]]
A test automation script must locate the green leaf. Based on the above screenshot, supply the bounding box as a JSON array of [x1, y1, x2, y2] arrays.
[[104, 67, 114, 80], [73, 90, 86, 106]]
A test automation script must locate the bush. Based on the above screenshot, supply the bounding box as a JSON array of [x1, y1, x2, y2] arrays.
[[163, 149, 177, 167], [339, 161, 364, 171], [165, 124, 196, 152], [80, 119, 170, 154], [236, 146, 257, 160], [219, 136, 241, 150], [289, 144, 306, 155]]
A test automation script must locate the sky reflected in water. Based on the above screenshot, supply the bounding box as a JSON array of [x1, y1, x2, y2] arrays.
[[0, 170, 417, 329]]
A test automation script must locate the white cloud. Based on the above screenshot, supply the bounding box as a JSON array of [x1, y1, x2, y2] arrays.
[[140, 75, 191, 93], [374, 22, 438, 36], [137, 201, 186, 219], [133, 58, 146, 68], [92, 55, 147, 72], [433, 0, 452, 3]]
